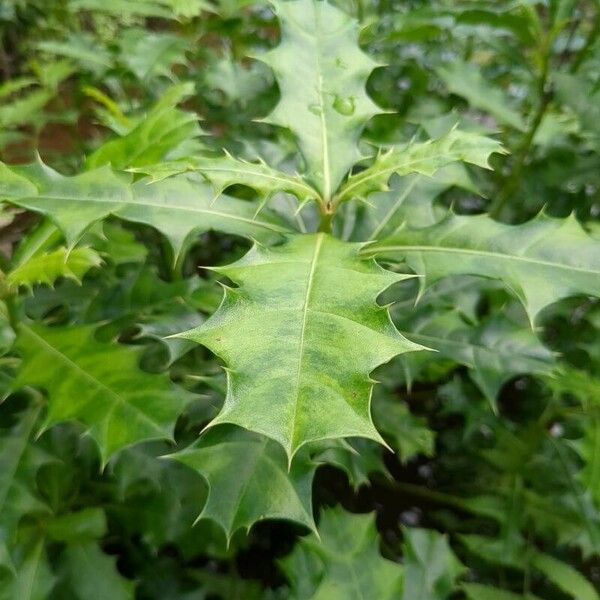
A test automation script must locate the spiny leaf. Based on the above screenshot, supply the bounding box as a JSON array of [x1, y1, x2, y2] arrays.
[[7, 247, 102, 289], [132, 152, 319, 202], [335, 128, 506, 204], [177, 233, 424, 460], [279, 507, 403, 599], [396, 310, 555, 404], [170, 426, 317, 543], [368, 212, 600, 323], [13, 324, 193, 465], [260, 0, 381, 199], [0, 162, 292, 257]]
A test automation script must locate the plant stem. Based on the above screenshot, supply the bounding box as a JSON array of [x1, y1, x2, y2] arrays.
[[317, 205, 334, 233], [490, 44, 552, 219]]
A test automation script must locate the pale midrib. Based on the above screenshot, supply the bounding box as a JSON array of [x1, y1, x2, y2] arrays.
[[22, 196, 287, 232], [22, 326, 163, 435], [339, 149, 453, 200], [367, 245, 600, 275], [312, 5, 332, 201], [289, 233, 324, 451], [369, 176, 420, 240], [199, 165, 316, 196]]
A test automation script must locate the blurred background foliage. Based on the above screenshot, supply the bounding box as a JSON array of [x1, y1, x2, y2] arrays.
[[1, 1, 600, 599]]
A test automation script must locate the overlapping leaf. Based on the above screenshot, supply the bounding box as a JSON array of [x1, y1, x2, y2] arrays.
[[177, 233, 424, 459], [170, 426, 317, 542], [369, 213, 600, 322], [279, 507, 403, 599], [13, 324, 192, 464], [0, 163, 291, 258], [260, 0, 381, 199], [335, 129, 506, 204]]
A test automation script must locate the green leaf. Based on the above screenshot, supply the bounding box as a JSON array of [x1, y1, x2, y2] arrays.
[[372, 397, 435, 462], [335, 128, 506, 204], [530, 551, 599, 600], [7, 247, 102, 289], [260, 0, 381, 199], [63, 542, 134, 600], [13, 324, 192, 464], [170, 426, 317, 542], [369, 213, 600, 323], [1, 163, 291, 258], [401, 527, 465, 600], [280, 507, 403, 599], [86, 83, 202, 171], [135, 152, 319, 203], [177, 233, 424, 460], [396, 309, 555, 403], [0, 537, 55, 600], [436, 61, 526, 131]]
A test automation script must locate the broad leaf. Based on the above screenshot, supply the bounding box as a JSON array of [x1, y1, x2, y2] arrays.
[[369, 213, 600, 323], [13, 324, 192, 464], [280, 507, 403, 599], [177, 233, 424, 459], [463, 585, 542, 600], [0, 163, 291, 258], [260, 0, 380, 199], [170, 426, 317, 542]]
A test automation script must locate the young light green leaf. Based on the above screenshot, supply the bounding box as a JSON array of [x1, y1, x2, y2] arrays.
[[260, 0, 381, 199], [7, 247, 102, 289], [133, 152, 319, 203], [177, 233, 424, 460], [13, 324, 193, 464], [335, 129, 506, 204], [280, 507, 403, 600], [369, 213, 600, 323], [402, 528, 465, 600], [169, 426, 317, 543]]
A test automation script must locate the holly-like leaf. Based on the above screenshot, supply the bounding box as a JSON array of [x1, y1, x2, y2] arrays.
[[279, 507, 403, 599], [260, 0, 381, 199], [7, 247, 102, 290], [177, 233, 424, 460], [133, 152, 319, 203], [0, 163, 291, 258], [402, 527, 465, 600], [369, 213, 600, 323], [396, 309, 555, 403], [335, 128, 506, 204], [170, 426, 317, 542], [13, 324, 192, 464]]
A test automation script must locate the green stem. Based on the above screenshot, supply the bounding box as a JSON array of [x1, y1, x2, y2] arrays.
[[490, 45, 552, 219], [317, 206, 334, 233]]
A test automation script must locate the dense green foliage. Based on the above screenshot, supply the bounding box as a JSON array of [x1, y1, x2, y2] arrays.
[[1, 0, 600, 598]]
